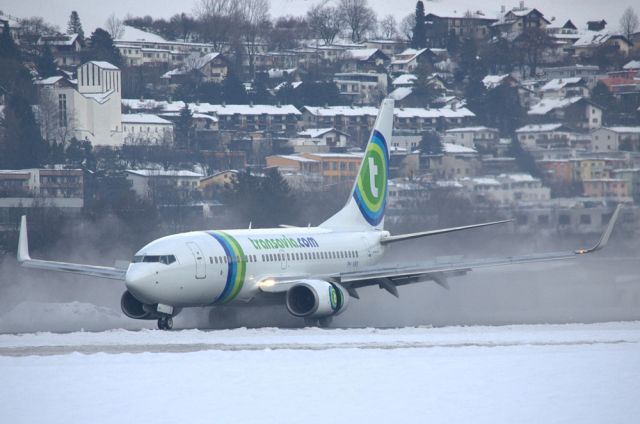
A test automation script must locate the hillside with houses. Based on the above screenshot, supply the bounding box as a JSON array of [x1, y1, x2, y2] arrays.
[[1, 0, 640, 252]]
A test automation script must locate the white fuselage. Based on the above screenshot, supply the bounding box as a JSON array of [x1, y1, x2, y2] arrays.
[[124, 227, 387, 308]]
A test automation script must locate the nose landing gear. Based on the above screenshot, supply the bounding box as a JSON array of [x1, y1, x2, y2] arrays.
[[157, 316, 173, 330]]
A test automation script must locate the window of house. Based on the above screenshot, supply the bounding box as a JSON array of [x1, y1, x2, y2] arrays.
[[580, 214, 591, 224]]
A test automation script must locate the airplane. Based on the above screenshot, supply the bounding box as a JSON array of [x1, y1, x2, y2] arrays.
[[17, 98, 622, 330]]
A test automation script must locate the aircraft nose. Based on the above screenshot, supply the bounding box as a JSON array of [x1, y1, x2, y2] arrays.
[[125, 266, 155, 302]]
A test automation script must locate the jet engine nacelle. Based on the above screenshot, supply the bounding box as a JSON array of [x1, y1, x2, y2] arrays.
[[285, 280, 349, 318], [121, 290, 161, 320]]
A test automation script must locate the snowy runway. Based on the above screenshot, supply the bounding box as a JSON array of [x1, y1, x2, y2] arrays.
[[2, 323, 640, 423]]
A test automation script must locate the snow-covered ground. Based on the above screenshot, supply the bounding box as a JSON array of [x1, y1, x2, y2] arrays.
[[2, 322, 640, 423]]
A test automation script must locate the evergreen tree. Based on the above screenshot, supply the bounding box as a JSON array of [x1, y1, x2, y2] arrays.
[[411, 1, 426, 49], [175, 105, 194, 150], [1, 93, 49, 169], [84, 28, 121, 66], [507, 136, 540, 177], [36, 44, 57, 78], [419, 131, 443, 154], [67, 11, 85, 39], [222, 71, 248, 104], [591, 81, 618, 125]]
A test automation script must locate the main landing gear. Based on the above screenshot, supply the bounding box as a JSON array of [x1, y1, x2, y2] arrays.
[[157, 316, 173, 330], [304, 316, 333, 328]]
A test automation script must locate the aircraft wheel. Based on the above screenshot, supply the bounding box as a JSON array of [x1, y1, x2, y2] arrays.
[[318, 316, 333, 328], [303, 317, 319, 327], [158, 316, 173, 330]]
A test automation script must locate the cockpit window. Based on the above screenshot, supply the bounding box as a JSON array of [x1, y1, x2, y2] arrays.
[[133, 255, 176, 265]]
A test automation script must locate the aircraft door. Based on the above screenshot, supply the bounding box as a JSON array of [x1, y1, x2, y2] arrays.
[[280, 249, 287, 270], [186, 242, 206, 279], [360, 236, 372, 258]]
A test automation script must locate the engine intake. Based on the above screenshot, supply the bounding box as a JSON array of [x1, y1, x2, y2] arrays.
[[286, 280, 349, 318], [120, 291, 159, 320]]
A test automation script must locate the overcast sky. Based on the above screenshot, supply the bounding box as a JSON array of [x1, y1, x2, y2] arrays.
[[0, 0, 634, 35]]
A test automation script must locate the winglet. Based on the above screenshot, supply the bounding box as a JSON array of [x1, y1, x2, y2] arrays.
[[575, 204, 622, 254], [17, 215, 31, 263]]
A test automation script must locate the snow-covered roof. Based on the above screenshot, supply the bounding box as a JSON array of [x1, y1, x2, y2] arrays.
[[601, 126, 640, 134], [540, 77, 584, 91], [391, 48, 429, 65], [121, 114, 173, 125], [446, 126, 497, 133], [623, 60, 640, 70], [160, 102, 301, 116], [392, 74, 417, 86], [442, 143, 477, 154], [160, 112, 219, 122], [528, 97, 585, 115], [573, 30, 626, 48], [501, 173, 537, 182], [306, 153, 363, 159], [304, 105, 474, 119], [472, 177, 501, 186], [482, 74, 512, 89], [88, 61, 119, 70], [126, 169, 203, 178], [38, 33, 79, 46], [516, 123, 568, 133], [297, 128, 339, 138], [116, 25, 167, 43], [388, 86, 413, 101], [34, 76, 64, 85], [275, 155, 319, 163], [344, 48, 379, 60]]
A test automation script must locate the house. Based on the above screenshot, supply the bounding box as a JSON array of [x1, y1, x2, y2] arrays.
[[572, 31, 633, 57], [587, 20, 607, 31], [158, 102, 301, 134], [391, 74, 416, 88], [444, 126, 499, 150], [461, 173, 550, 205], [332, 72, 387, 105], [515, 123, 574, 149], [265, 152, 362, 188], [0, 168, 84, 210], [424, 11, 497, 47], [0, 12, 21, 43], [389, 48, 434, 74], [492, 4, 551, 40], [424, 143, 480, 179], [591, 127, 640, 152], [38, 34, 83, 68], [121, 114, 174, 144], [582, 179, 630, 201], [528, 97, 603, 130], [126, 169, 204, 200], [161, 52, 228, 84], [339, 48, 389, 72], [291, 128, 349, 152], [36, 61, 123, 147], [539, 78, 589, 99], [302, 105, 475, 144], [199, 170, 238, 197], [364, 39, 407, 57], [599, 70, 640, 96], [541, 65, 601, 88]]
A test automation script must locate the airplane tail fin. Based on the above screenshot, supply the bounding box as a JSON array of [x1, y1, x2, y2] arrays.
[[320, 98, 393, 231]]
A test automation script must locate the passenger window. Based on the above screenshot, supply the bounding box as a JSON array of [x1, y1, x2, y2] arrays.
[[214, 256, 218, 264], [209, 257, 213, 264], [223, 256, 227, 263]]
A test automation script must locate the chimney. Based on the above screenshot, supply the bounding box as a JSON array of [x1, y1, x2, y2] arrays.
[[519, 1, 524, 10], [501, 5, 505, 13], [250, 101, 253, 107], [222, 101, 226, 107]]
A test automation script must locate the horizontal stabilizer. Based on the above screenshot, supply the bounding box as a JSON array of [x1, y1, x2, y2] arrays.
[[380, 219, 512, 244]]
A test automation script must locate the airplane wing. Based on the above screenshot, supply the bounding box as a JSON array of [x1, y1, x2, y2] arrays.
[[338, 204, 622, 297], [259, 205, 622, 298], [17, 216, 127, 280]]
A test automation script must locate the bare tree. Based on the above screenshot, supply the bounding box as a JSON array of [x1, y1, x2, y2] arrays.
[[379, 14, 397, 39], [337, 0, 377, 42], [170, 13, 196, 42], [307, 3, 342, 45], [105, 13, 124, 39], [238, 0, 270, 77], [195, 0, 244, 49], [36, 88, 76, 147], [400, 13, 415, 42], [619, 6, 639, 40]]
